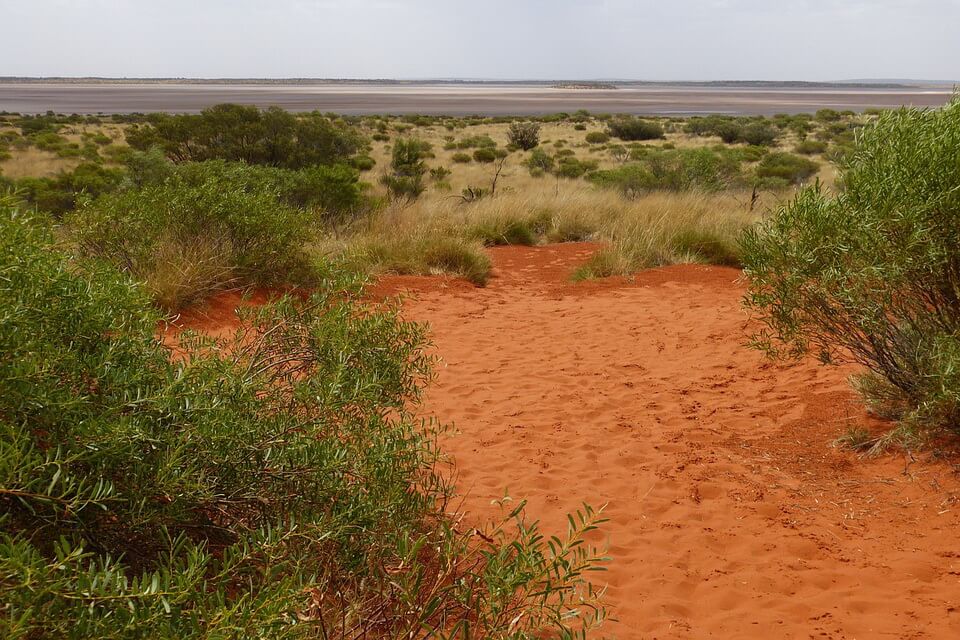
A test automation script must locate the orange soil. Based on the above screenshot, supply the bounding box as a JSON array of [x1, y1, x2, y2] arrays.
[[177, 243, 960, 639]]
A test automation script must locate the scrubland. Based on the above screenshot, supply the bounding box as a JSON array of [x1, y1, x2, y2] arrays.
[[2, 99, 959, 637]]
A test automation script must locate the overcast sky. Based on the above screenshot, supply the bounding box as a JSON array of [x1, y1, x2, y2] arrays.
[[2, 0, 958, 81]]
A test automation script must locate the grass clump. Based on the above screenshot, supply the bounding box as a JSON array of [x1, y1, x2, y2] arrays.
[[574, 192, 755, 278], [0, 200, 608, 638], [741, 98, 960, 441], [342, 231, 492, 285]]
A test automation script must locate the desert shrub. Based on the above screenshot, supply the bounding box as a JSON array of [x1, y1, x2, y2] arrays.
[[455, 134, 497, 149], [429, 165, 451, 181], [0, 202, 608, 637], [684, 115, 735, 137], [381, 137, 430, 201], [588, 164, 655, 196], [68, 166, 316, 308], [124, 147, 177, 188], [739, 122, 779, 146], [126, 104, 364, 168], [815, 108, 842, 122], [556, 156, 599, 179], [794, 139, 828, 155], [351, 154, 376, 171], [608, 117, 664, 141], [715, 122, 742, 144], [14, 163, 124, 216], [585, 131, 610, 144], [741, 99, 960, 440], [589, 148, 742, 194], [608, 144, 630, 163], [372, 132, 390, 142], [507, 121, 541, 150], [451, 152, 471, 163], [755, 152, 819, 184], [127, 157, 366, 222], [473, 148, 497, 163], [574, 123, 587, 131]]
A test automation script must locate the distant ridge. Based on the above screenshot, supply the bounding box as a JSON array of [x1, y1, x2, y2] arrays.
[[0, 77, 935, 90]]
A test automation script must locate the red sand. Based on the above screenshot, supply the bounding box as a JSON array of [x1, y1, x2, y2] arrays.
[[178, 243, 960, 638]]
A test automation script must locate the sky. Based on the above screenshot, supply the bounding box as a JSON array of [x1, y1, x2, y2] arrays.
[[2, 0, 959, 81]]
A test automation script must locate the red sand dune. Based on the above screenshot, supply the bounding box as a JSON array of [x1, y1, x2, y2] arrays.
[[178, 243, 960, 638]]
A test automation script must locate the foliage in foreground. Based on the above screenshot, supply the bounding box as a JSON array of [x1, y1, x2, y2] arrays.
[[0, 201, 608, 638], [741, 98, 960, 441]]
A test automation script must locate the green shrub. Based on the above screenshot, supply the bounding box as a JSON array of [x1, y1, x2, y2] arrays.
[[69, 166, 316, 308], [556, 156, 598, 179], [455, 134, 497, 149], [739, 122, 779, 146], [755, 152, 819, 184], [507, 121, 541, 150], [14, 163, 124, 216], [794, 139, 828, 155], [451, 152, 471, 163], [351, 154, 376, 171], [429, 165, 451, 181], [608, 117, 665, 141], [589, 148, 742, 194], [585, 131, 610, 144], [126, 104, 364, 168], [815, 108, 842, 122], [473, 147, 497, 163], [741, 99, 960, 440]]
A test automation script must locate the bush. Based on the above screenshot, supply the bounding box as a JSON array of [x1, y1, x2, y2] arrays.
[[14, 163, 124, 216], [741, 99, 960, 439], [739, 122, 779, 146], [451, 152, 471, 163], [794, 139, 828, 155], [608, 116, 665, 141], [589, 148, 742, 194], [585, 131, 610, 144], [125, 104, 364, 168], [0, 202, 609, 637], [507, 121, 541, 150], [351, 154, 376, 171], [68, 165, 316, 308], [755, 152, 819, 185], [524, 148, 555, 175], [473, 148, 497, 163], [556, 156, 599, 179], [429, 165, 451, 181]]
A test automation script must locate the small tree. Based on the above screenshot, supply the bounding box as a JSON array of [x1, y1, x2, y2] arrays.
[[381, 137, 430, 201], [507, 121, 541, 150]]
